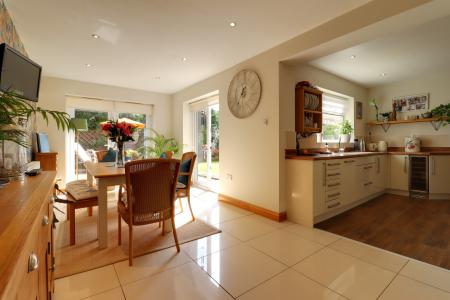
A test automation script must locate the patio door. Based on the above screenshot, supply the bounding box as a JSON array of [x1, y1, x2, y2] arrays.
[[193, 102, 219, 191]]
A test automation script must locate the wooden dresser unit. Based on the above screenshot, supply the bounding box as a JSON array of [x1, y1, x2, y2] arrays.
[[295, 83, 323, 134], [34, 152, 58, 171], [0, 171, 56, 300]]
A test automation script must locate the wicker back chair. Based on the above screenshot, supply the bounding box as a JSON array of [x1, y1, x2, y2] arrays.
[[118, 159, 181, 265], [177, 152, 197, 221]]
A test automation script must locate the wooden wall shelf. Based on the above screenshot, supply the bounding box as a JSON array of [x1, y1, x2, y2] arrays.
[[295, 84, 323, 134], [367, 117, 448, 132]]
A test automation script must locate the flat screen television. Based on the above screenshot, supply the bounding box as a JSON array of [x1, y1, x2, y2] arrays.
[[0, 43, 42, 101]]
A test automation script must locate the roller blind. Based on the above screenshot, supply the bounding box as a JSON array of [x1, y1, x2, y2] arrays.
[[66, 96, 154, 115], [189, 95, 219, 112]]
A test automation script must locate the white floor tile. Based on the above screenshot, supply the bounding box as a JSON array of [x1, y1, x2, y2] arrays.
[[293, 248, 395, 300], [122, 262, 232, 300], [400, 260, 450, 292], [182, 232, 242, 259], [329, 238, 408, 272], [195, 203, 251, 225], [219, 215, 278, 241], [196, 244, 286, 297], [237, 268, 346, 300], [379, 275, 450, 300], [83, 288, 125, 300], [283, 224, 340, 245], [54, 265, 120, 300], [246, 229, 324, 266], [113, 247, 192, 285], [245, 214, 291, 229]]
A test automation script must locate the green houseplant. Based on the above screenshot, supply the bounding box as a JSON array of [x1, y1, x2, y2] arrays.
[[431, 103, 450, 126], [137, 129, 179, 158], [339, 120, 353, 143], [369, 98, 379, 121]]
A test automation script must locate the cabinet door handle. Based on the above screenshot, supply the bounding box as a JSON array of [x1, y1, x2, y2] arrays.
[[328, 192, 341, 198], [364, 182, 373, 186], [404, 156, 407, 173], [363, 166, 373, 170], [327, 173, 341, 177], [323, 163, 326, 186], [327, 202, 341, 209], [28, 253, 39, 272], [344, 160, 355, 163], [377, 157, 380, 173], [327, 162, 341, 166], [42, 215, 49, 226], [328, 183, 340, 188], [431, 157, 436, 175]]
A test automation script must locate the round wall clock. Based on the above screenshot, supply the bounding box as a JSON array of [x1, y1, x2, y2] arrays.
[[227, 69, 261, 118]]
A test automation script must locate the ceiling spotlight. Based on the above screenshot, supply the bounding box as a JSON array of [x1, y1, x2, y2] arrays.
[[349, 55, 356, 60], [229, 22, 237, 28], [380, 72, 387, 77], [182, 57, 187, 62], [91, 34, 100, 39], [85, 63, 92, 68], [154, 76, 161, 80]]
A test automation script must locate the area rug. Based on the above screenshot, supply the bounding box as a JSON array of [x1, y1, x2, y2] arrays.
[[54, 207, 220, 278]]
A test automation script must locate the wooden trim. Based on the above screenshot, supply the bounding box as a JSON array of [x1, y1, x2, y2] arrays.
[[218, 194, 287, 222], [367, 116, 448, 126]]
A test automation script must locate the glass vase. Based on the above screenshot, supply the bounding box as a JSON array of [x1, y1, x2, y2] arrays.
[[116, 142, 125, 168]]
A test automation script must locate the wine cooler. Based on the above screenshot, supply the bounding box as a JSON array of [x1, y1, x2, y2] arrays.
[[409, 156, 428, 199]]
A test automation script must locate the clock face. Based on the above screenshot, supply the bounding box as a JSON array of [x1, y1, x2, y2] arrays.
[[227, 69, 261, 118]]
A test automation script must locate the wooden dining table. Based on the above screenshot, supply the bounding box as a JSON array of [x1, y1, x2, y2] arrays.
[[85, 161, 175, 249]]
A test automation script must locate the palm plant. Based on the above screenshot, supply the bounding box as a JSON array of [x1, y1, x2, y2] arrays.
[[0, 91, 75, 148], [137, 129, 179, 158]]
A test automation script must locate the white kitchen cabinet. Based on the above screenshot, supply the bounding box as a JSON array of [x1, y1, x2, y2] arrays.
[[429, 155, 450, 197], [389, 154, 409, 191], [341, 158, 358, 204], [372, 155, 387, 194]]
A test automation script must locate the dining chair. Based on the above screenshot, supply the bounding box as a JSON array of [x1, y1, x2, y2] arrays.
[[176, 152, 197, 221], [118, 159, 181, 266]]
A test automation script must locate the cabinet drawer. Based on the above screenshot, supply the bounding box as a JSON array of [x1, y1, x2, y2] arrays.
[[326, 191, 341, 202], [324, 200, 341, 211], [326, 161, 342, 169], [326, 180, 341, 191]]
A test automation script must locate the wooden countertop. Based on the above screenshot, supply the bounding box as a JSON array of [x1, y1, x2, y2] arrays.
[[85, 162, 125, 178], [285, 151, 385, 161], [0, 171, 56, 296]]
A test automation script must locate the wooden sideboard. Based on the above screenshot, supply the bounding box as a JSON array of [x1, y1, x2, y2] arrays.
[[34, 152, 58, 171], [0, 171, 56, 300]]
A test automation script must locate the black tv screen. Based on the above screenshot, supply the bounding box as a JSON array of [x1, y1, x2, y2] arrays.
[[0, 43, 42, 101]]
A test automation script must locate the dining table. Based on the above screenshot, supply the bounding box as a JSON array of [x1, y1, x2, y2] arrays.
[[84, 161, 175, 249]]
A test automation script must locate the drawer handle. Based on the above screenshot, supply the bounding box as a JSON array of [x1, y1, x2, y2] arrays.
[[42, 215, 49, 226], [364, 166, 373, 170], [327, 202, 341, 209], [344, 160, 355, 163], [327, 173, 340, 177], [28, 253, 39, 272], [328, 192, 341, 198], [364, 182, 373, 186], [327, 163, 341, 166], [328, 183, 340, 188]]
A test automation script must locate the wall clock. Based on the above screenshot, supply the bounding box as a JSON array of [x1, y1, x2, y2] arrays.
[[227, 69, 261, 118]]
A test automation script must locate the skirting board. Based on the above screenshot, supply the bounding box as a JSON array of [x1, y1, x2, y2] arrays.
[[218, 194, 287, 222]]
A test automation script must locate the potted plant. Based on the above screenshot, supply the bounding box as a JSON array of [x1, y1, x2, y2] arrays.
[[137, 129, 179, 158], [369, 98, 379, 121], [339, 120, 353, 143], [431, 103, 450, 126]]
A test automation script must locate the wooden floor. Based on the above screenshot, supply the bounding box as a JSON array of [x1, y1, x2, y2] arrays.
[[316, 194, 450, 270]]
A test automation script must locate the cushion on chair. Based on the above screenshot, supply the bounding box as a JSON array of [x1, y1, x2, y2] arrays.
[[66, 180, 98, 201], [178, 159, 191, 185], [159, 152, 167, 158], [100, 148, 117, 162]]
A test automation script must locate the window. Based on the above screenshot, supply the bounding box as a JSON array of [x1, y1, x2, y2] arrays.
[[321, 94, 347, 142]]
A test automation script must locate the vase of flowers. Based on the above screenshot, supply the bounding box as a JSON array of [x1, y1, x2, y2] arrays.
[[100, 120, 137, 167]]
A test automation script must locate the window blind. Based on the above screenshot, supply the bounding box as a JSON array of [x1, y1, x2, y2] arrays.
[[66, 96, 154, 115]]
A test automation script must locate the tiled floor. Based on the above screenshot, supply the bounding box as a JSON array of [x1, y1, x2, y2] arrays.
[[54, 188, 450, 300]]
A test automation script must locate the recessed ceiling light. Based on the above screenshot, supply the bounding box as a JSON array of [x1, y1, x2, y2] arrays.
[[182, 57, 187, 62], [229, 22, 237, 28], [380, 72, 387, 77], [85, 63, 92, 68], [349, 55, 356, 60], [154, 76, 161, 80], [91, 34, 100, 39]]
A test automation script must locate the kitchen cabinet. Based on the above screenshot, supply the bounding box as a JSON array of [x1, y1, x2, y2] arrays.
[[389, 154, 409, 191], [429, 155, 450, 197]]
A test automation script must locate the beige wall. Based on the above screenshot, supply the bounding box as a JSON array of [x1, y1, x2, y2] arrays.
[[37, 76, 172, 183], [172, 0, 428, 213], [368, 68, 450, 147]]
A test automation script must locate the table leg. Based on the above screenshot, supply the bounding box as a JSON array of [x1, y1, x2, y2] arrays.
[[97, 179, 108, 249], [87, 172, 93, 187]]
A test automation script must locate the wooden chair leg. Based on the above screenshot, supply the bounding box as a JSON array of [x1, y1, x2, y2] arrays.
[[69, 205, 76, 246], [88, 206, 93, 216], [178, 197, 184, 213], [187, 194, 195, 221], [171, 208, 180, 252], [67, 205, 71, 222], [128, 224, 133, 266], [161, 211, 165, 236], [118, 214, 122, 246]]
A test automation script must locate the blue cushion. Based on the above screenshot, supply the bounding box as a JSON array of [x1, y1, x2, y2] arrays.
[[159, 152, 167, 158], [100, 148, 117, 162], [178, 159, 191, 186]]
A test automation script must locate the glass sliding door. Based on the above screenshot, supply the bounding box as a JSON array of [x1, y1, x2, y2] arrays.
[[194, 103, 219, 191]]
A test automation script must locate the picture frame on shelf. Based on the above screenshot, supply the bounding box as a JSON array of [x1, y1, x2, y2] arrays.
[[392, 93, 429, 112], [356, 101, 363, 119]]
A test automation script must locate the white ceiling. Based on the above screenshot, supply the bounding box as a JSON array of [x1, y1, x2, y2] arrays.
[[309, 15, 450, 88], [6, 0, 370, 94]]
